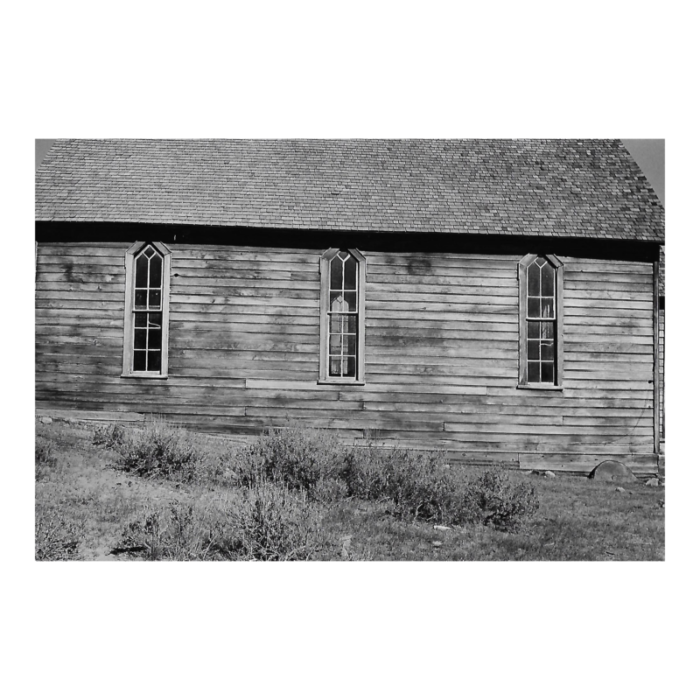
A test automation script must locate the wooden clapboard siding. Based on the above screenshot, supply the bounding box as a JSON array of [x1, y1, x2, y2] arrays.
[[659, 305, 665, 440], [35, 239, 659, 474]]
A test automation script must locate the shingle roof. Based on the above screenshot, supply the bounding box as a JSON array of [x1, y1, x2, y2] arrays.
[[35, 139, 664, 242]]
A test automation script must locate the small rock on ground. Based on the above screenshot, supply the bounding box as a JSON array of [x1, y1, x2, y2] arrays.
[[645, 478, 660, 487]]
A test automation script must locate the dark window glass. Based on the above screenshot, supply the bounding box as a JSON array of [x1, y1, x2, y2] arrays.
[[541, 264, 554, 296], [134, 329, 147, 350], [134, 312, 148, 328], [542, 321, 554, 340], [344, 357, 356, 378], [135, 290, 147, 308], [527, 340, 540, 360], [528, 362, 540, 383], [149, 290, 161, 309], [541, 341, 554, 361], [541, 362, 554, 383], [135, 255, 148, 288], [528, 266, 540, 296], [150, 255, 162, 288], [330, 334, 342, 354], [528, 298, 540, 318], [344, 292, 357, 312], [149, 326, 162, 350], [330, 257, 343, 290], [346, 335, 357, 355], [541, 297, 554, 318], [147, 351, 161, 372], [330, 357, 341, 376], [345, 258, 357, 290], [133, 351, 147, 372]]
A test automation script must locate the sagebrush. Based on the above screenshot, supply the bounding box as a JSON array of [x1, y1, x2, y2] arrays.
[[113, 420, 202, 481]]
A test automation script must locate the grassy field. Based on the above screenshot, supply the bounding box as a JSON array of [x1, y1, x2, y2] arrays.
[[35, 418, 665, 561]]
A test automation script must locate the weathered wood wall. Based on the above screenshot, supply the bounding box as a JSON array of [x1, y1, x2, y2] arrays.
[[659, 304, 665, 441], [35, 235, 658, 475]]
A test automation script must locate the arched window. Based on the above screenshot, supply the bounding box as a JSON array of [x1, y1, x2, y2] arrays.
[[319, 248, 366, 383], [518, 254, 564, 388], [122, 242, 171, 377]]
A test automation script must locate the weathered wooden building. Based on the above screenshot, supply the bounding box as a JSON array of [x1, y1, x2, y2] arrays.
[[35, 139, 665, 475]]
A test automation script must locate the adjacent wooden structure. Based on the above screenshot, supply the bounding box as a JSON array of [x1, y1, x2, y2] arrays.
[[35, 140, 665, 475]]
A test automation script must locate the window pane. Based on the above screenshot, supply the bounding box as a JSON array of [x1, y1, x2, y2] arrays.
[[345, 334, 357, 355], [527, 340, 540, 360], [528, 298, 540, 318], [330, 293, 347, 312], [147, 351, 161, 372], [133, 350, 147, 372], [135, 289, 147, 308], [134, 329, 147, 350], [330, 357, 342, 376], [527, 321, 540, 339], [344, 357, 356, 378], [149, 254, 162, 288], [344, 258, 357, 290], [330, 316, 343, 333], [542, 321, 554, 339], [541, 263, 555, 296], [330, 256, 343, 290], [149, 290, 162, 309], [330, 334, 342, 354], [541, 362, 554, 383], [528, 362, 540, 383], [541, 340, 554, 361], [344, 292, 357, 312], [346, 316, 357, 334], [135, 255, 148, 288], [541, 297, 554, 318], [149, 326, 162, 350], [134, 312, 148, 328], [527, 265, 540, 296]]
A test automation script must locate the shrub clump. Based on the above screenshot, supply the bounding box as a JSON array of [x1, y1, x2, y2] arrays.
[[220, 427, 347, 499], [113, 420, 202, 482], [35, 439, 58, 482], [35, 513, 83, 560], [340, 447, 539, 531], [341, 446, 473, 524], [117, 502, 213, 560], [212, 484, 324, 561], [468, 470, 539, 532], [115, 486, 325, 561], [92, 423, 126, 449]]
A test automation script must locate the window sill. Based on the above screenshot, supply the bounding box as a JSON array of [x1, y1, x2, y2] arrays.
[[121, 373, 169, 380], [517, 384, 563, 391], [317, 379, 365, 386]]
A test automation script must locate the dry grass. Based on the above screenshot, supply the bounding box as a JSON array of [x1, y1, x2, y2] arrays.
[[34, 418, 665, 561]]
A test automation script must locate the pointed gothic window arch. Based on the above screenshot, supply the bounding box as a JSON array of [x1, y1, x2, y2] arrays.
[[319, 248, 366, 383], [518, 253, 564, 388], [122, 241, 171, 377]]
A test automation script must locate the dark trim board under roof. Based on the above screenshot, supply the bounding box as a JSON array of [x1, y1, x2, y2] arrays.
[[35, 139, 664, 244]]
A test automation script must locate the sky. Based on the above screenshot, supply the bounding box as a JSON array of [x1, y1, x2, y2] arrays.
[[35, 138, 665, 206]]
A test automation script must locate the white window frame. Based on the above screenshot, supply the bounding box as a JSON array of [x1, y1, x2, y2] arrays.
[[122, 241, 171, 378], [518, 253, 564, 390], [319, 247, 366, 384]]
